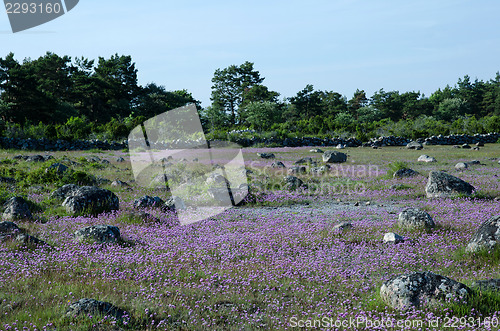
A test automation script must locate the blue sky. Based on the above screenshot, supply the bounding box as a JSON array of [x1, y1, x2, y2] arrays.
[[1, 0, 500, 107]]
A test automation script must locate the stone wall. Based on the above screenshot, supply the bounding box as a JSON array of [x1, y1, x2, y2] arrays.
[[0, 132, 498, 151], [365, 133, 500, 147], [0, 137, 126, 151]]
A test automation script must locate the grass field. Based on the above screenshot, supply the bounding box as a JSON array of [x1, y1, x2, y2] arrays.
[[0, 144, 499, 330]]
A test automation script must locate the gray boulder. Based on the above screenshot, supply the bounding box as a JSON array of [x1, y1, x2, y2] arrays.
[[150, 173, 169, 188], [74, 225, 121, 244], [62, 186, 119, 215], [26, 155, 45, 162], [417, 155, 436, 163], [466, 215, 500, 253], [310, 165, 330, 175], [295, 157, 313, 165], [111, 180, 129, 187], [406, 141, 423, 150], [3, 197, 33, 221], [116, 157, 125, 162], [309, 148, 323, 153], [455, 162, 468, 171], [0, 221, 19, 234], [87, 156, 101, 163], [322, 151, 347, 163], [50, 184, 80, 201], [425, 171, 475, 198], [283, 176, 303, 191], [380, 271, 470, 310], [384, 232, 404, 244], [46, 163, 69, 174], [257, 152, 275, 159], [469, 160, 481, 165], [134, 195, 165, 209], [271, 161, 286, 168], [66, 298, 126, 320], [207, 187, 233, 205], [13, 233, 46, 246], [398, 208, 435, 229], [393, 168, 419, 178], [332, 222, 352, 232], [0, 221, 45, 246], [288, 166, 306, 175], [165, 196, 186, 210], [206, 173, 229, 187]]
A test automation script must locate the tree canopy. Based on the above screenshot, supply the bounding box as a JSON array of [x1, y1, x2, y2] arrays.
[[1, 53, 500, 141]]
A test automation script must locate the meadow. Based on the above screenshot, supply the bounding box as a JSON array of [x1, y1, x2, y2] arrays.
[[0, 144, 499, 330]]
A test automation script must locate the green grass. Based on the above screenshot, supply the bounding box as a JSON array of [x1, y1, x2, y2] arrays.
[[445, 289, 500, 317], [0, 145, 499, 329], [384, 160, 410, 179], [454, 246, 500, 267]]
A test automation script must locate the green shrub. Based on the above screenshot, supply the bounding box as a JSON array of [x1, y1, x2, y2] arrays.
[[15, 167, 95, 187], [385, 161, 409, 178], [22, 168, 62, 186], [64, 171, 96, 186]]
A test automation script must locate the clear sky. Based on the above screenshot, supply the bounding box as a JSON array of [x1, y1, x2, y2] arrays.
[[1, 0, 499, 107]]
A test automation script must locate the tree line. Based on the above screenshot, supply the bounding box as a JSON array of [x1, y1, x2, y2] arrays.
[[207, 61, 500, 137], [1, 52, 499, 141], [0, 52, 198, 140]]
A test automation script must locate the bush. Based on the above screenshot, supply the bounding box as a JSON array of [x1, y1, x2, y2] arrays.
[[386, 161, 410, 178], [101, 117, 129, 140], [64, 171, 96, 186], [14, 166, 95, 187]]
